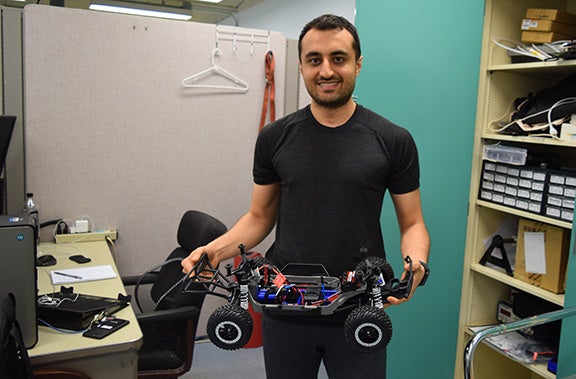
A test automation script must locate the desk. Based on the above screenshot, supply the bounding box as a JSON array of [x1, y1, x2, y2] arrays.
[[30, 240, 143, 379]]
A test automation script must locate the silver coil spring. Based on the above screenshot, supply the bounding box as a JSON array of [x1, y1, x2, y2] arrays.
[[240, 284, 249, 309], [371, 285, 384, 308]]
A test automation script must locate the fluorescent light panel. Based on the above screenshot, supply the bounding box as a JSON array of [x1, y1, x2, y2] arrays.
[[89, 1, 192, 20]]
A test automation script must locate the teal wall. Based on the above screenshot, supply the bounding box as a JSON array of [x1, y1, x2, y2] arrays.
[[355, 2, 485, 378], [558, 227, 576, 377]]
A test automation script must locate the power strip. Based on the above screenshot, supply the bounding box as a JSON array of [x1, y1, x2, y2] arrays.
[[54, 230, 117, 243]]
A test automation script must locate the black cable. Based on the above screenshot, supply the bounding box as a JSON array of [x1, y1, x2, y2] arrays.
[[134, 257, 184, 313], [40, 218, 70, 234], [40, 218, 62, 229]]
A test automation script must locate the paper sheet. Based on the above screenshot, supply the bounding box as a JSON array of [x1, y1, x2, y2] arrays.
[[524, 232, 547, 274], [50, 265, 117, 284]]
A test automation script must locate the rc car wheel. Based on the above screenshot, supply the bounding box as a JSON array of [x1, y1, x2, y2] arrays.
[[355, 256, 395, 282], [344, 305, 392, 352], [207, 304, 253, 350]]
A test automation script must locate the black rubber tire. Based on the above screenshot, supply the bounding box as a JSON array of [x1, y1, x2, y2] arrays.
[[344, 305, 393, 352], [355, 256, 395, 282], [207, 304, 253, 350]]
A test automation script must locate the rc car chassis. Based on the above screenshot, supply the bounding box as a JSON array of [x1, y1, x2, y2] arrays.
[[184, 246, 416, 352]]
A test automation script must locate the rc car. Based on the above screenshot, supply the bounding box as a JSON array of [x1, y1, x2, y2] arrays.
[[183, 245, 416, 352]]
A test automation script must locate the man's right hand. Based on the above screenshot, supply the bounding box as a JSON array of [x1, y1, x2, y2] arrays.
[[181, 245, 217, 276]]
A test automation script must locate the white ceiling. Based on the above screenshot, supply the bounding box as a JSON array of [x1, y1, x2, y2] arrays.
[[1, 0, 266, 24]]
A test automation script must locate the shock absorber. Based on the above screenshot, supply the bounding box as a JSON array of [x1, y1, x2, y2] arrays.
[[239, 284, 249, 310], [371, 284, 384, 308], [371, 272, 386, 309]]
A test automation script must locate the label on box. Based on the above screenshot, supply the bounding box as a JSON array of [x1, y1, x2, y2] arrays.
[[529, 202, 541, 213], [480, 190, 492, 200], [530, 192, 543, 202], [494, 183, 506, 193], [518, 189, 530, 198], [506, 177, 519, 186], [505, 187, 517, 196], [516, 199, 529, 210], [482, 181, 494, 190], [549, 185, 564, 195], [546, 207, 562, 218], [519, 179, 532, 188], [524, 232, 547, 274], [521, 19, 537, 30], [520, 169, 534, 179], [550, 174, 565, 185], [548, 196, 562, 207]]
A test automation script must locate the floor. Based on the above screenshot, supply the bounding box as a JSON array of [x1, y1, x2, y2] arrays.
[[182, 339, 329, 379]]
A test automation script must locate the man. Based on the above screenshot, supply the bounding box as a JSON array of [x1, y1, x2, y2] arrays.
[[182, 14, 430, 379]]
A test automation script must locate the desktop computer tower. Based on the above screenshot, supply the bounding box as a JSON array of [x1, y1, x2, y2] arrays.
[[0, 214, 38, 348]]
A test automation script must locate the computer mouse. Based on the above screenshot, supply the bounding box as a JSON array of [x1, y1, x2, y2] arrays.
[[37, 254, 57, 267]]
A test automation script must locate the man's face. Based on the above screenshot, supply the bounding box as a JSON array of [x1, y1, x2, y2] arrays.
[[299, 28, 362, 109]]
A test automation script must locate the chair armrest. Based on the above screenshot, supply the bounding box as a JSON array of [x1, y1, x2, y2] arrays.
[[122, 273, 157, 286], [136, 305, 200, 323]]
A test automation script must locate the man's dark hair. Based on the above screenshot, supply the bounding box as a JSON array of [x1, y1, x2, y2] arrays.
[[298, 14, 361, 61]]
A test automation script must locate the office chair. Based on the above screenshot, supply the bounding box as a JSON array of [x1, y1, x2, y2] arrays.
[[34, 369, 91, 378], [123, 210, 227, 379]]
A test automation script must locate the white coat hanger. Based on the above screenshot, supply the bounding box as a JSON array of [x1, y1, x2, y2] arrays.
[[181, 48, 249, 93]]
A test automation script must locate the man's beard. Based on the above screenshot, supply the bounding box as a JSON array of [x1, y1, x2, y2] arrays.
[[307, 79, 355, 108], [312, 92, 353, 108]]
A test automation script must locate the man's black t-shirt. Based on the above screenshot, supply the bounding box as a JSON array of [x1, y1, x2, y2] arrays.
[[253, 104, 420, 276]]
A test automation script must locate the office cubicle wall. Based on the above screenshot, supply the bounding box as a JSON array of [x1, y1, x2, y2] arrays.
[[22, 5, 287, 275], [1, 7, 26, 216]]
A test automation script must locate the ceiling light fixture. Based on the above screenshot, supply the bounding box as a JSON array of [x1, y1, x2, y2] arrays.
[[89, 0, 192, 20], [197, 0, 223, 3]]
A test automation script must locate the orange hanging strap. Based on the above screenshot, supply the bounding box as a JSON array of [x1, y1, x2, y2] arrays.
[[259, 51, 276, 132]]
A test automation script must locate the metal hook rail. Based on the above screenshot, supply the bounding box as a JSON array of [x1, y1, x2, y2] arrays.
[[464, 306, 576, 379]]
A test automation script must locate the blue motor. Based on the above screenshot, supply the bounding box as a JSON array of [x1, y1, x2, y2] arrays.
[[257, 285, 338, 305]]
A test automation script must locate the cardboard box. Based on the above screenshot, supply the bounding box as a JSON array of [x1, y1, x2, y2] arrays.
[[525, 8, 576, 25], [514, 219, 570, 294], [521, 30, 573, 44], [522, 19, 576, 36]]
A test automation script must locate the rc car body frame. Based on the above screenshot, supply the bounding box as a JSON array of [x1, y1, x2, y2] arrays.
[[184, 246, 416, 352]]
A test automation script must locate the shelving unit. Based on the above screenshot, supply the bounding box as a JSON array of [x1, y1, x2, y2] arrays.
[[454, 0, 576, 378]]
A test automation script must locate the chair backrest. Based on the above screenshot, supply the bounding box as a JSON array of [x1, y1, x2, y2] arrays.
[[177, 210, 228, 252], [150, 210, 227, 308]]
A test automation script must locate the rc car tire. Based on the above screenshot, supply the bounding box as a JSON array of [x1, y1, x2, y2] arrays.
[[355, 256, 395, 282], [207, 304, 254, 350], [344, 305, 392, 352]]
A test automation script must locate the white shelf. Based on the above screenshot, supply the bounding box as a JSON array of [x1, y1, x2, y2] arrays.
[[470, 263, 565, 307], [487, 59, 576, 73], [482, 133, 576, 148], [475, 200, 572, 230]]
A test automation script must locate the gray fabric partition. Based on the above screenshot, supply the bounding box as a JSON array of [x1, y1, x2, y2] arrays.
[[23, 5, 287, 276]]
